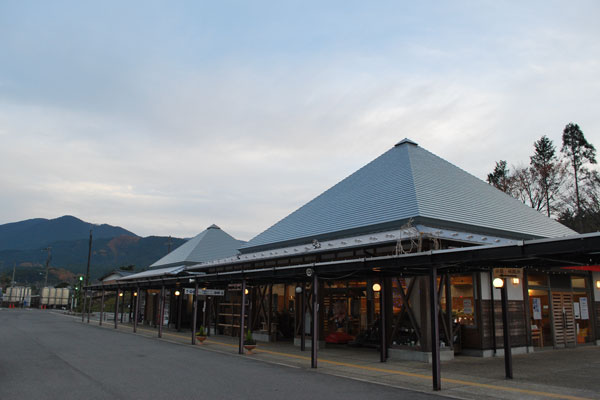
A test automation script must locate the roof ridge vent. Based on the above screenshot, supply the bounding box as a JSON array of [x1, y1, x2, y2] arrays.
[[208, 224, 221, 230], [395, 138, 418, 147]]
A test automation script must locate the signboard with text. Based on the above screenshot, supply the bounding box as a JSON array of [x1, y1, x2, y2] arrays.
[[493, 268, 523, 279], [183, 288, 225, 296]]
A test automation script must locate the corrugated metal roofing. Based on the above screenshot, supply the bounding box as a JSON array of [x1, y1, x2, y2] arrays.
[[241, 139, 576, 252], [118, 266, 186, 280], [150, 225, 246, 268]]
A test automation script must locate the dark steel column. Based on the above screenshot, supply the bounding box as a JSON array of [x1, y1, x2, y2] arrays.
[[379, 280, 387, 362], [134, 287, 140, 332], [114, 288, 119, 329], [87, 290, 92, 323], [489, 271, 497, 354], [430, 267, 441, 391], [446, 274, 452, 349], [501, 280, 513, 379], [267, 283, 273, 337], [192, 283, 198, 344], [301, 282, 306, 351], [81, 290, 87, 322], [176, 290, 183, 331], [120, 292, 124, 323], [158, 285, 165, 338], [239, 279, 247, 355], [311, 274, 319, 368], [99, 287, 105, 326]]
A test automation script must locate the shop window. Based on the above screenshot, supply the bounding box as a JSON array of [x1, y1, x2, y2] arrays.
[[450, 275, 475, 326], [571, 276, 587, 289], [573, 292, 592, 343], [527, 271, 548, 287], [528, 289, 552, 346]]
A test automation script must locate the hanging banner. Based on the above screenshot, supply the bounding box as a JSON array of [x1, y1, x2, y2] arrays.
[[532, 297, 542, 320], [580, 297, 589, 320]]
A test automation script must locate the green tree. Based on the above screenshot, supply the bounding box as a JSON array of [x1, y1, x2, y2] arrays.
[[561, 123, 596, 221], [530, 135, 562, 217], [487, 160, 513, 194]]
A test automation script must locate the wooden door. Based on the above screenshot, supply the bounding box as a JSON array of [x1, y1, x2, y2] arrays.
[[551, 292, 576, 345]]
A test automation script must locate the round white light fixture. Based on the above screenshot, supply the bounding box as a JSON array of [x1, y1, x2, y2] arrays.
[[306, 268, 314, 277], [295, 286, 302, 294], [174, 290, 181, 296], [372, 283, 382, 292], [133, 292, 138, 297], [244, 288, 249, 295], [118, 292, 123, 297], [493, 278, 504, 288]]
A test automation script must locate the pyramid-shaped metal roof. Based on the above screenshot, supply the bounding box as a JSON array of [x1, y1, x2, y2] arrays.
[[241, 139, 576, 253], [150, 224, 246, 268]]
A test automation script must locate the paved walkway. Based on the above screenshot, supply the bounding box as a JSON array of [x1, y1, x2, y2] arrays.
[[70, 311, 600, 399]]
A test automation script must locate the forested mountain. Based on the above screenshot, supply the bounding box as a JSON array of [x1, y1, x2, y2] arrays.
[[0, 215, 135, 251], [0, 216, 186, 286]]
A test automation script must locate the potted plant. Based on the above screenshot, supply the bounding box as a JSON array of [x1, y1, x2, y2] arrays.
[[195, 326, 207, 344], [243, 329, 256, 353]]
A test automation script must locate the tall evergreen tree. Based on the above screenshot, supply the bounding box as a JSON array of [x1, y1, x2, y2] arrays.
[[530, 135, 560, 217], [561, 123, 596, 220], [487, 160, 512, 193]]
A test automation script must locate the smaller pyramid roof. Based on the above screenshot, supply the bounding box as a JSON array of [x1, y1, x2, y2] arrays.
[[150, 225, 246, 268]]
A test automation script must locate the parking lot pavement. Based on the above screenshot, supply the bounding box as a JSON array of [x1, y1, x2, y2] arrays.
[[0, 309, 448, 400]]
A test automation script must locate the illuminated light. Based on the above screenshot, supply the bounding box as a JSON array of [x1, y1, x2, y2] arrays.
[[244, 288, 249, 295], [118, 292, 123, 297], [596, 280, 600, 289], [512, 277, 520, 285], [133, 292, 138, 297], [493, 278, 504, 288], [175, 290, 181, 296], [528, 289, 533, 296], [372, 283, 381, 292]]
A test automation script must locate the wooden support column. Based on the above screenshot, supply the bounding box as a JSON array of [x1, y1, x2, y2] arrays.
[[501, 279, 513, 379], [192, 282, 199, 344], [99, 286, 105, 326], [114, 287, 119, 329], [158, 285, 165, 338], [311, 273, 319, 368], [430, 267, 441, 391], [134, 286, 140, 333], [239, 279, 247, 355]]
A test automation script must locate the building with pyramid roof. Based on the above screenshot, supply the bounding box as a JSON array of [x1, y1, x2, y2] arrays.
[[86, 139, 600, 383], [240, 138, 575, 255]]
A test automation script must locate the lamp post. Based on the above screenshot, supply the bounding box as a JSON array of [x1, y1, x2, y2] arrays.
[[493, 277, 513, 379]]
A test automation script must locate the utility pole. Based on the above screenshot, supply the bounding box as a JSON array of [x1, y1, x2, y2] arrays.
[[11, 262, 16, 287], [43, 247, 52, 288], [167, 235, 172, 253], [85, 229, 93, 287]]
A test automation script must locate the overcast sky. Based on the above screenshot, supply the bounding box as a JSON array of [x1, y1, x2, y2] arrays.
[[1, 1, 599, 240]]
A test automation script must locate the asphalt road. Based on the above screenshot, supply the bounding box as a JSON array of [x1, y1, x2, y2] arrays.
[[0, 309, 448, 400]]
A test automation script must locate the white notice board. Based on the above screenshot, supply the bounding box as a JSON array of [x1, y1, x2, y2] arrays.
[[580, 297, 589, 320], [532, 298, 542, 320]]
